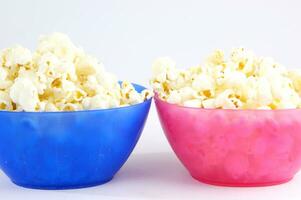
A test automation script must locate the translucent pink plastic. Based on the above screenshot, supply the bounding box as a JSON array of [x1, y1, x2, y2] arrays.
[[155, 95, 301, 187]]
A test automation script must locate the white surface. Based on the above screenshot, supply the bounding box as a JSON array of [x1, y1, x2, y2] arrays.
[[1, 0, 301, 199]]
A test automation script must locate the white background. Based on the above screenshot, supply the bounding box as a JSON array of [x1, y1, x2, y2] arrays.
[[0, 0, 301, 199]]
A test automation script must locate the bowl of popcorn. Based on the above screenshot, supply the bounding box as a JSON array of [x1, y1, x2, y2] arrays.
[[151, 48, 301, 187], [0, 33, 152, 189]]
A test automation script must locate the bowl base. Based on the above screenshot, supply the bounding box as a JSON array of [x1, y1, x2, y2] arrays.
[[12, 177, 113, 190], [192, 176, 293, 187]]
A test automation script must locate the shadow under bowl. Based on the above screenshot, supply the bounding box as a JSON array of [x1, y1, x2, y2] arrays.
[[0, 83, 152, 190], [154, 95, 301, 187]]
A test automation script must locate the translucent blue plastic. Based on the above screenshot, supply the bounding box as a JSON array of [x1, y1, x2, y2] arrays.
[[0, 83, 152, 189]]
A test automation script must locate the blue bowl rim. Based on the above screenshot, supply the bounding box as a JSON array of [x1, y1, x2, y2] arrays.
[[0, 82, 152, 115]]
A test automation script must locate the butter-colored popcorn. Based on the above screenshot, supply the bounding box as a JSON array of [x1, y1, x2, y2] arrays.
[[151, 48, 301, 109], [75, 54, 105, 77], [37, 33, 80, 61], [44, 102, 59, 112], [141, 89, 154, 100], [2, 46, 32, 67], [57, 102, 83, 111], [152, 57, 176, 82], [82, 94, 111, 110], [0, 67, 13, 90], [288, 69, 301, 95], [0, 91, 13, 110], [9, 77, 39, 111], [178, 87, 198, 102], [191, 74, 214, 92], [255, 78, 273, 107], [202, 98, 216, 109], [166, 90, 181, 104], [183, 99, 203, 108], [211, 89, 233, 109], [0, 33, 151, 112]]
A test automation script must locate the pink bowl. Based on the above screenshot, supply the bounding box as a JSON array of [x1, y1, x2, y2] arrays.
[[154, 95, 301, 187]]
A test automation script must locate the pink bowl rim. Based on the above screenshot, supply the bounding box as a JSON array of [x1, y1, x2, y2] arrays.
[[154, 92, 301, 112]]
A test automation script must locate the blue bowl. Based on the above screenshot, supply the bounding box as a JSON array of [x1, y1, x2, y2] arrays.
[[0, 83, 151, 189]]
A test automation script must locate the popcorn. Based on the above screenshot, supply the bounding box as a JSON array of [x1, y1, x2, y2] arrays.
[[44, 102, 59, 112], [288, 69, 301, 95], [0, 91, 13, 110], [75, 54, 104, 76], [151, 48, 301, 109], [37, 33, 79, 61], [0, 33, 151, 112], [2, 46, 32, 67], [141, 89, 154, 100], [191, 74, 214, 92], [202, 98, 216, 109], [166, 90, 181, 104], [152, 57, 176, 82], [215, 89, 242, 109], [183, 99, 202, 108], [9, 77, 39, 111]]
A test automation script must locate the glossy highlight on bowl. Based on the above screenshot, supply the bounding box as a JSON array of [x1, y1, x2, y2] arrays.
[[155, 95, 301, 187], [0, 83, 152, 190]]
